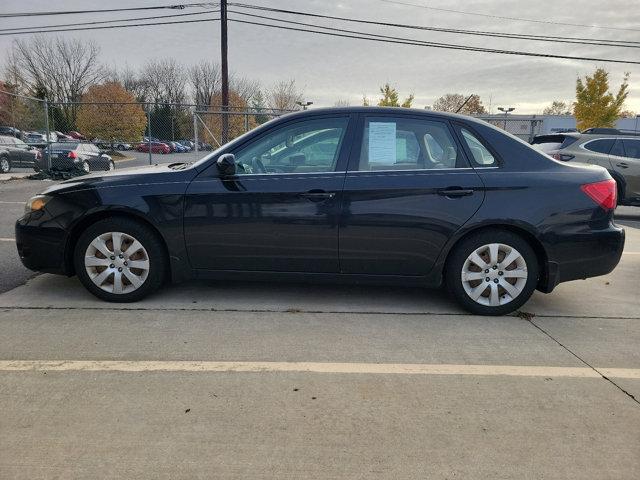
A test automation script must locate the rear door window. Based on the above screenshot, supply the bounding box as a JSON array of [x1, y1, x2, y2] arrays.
[[357, 117, 464, 171], [584, 139, 614, 154], [621, 140, 640, 159]]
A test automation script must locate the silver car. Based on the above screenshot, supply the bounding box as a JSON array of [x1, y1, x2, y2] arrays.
[[549, 132, 640, 206]]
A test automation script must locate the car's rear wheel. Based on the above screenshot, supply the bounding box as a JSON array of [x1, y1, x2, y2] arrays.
[[74, 218, 167, 302], [106, 160, 115, 171], [0, 156, 11, 173], [81, 161, 90, 173], [445, 229, 539, 316]]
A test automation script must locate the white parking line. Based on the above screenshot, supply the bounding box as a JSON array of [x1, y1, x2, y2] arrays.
[[0, 238, 15, 242], [623, 252, 640, 255], [0, 360, 639, 379], [0, 201, 24, 204]]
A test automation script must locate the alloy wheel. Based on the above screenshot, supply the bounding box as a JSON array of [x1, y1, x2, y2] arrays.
[[84, 231, 150, 294], [0, 157, 9, 173], [461, 243, 528, 307], [82, 161, 90, 173]]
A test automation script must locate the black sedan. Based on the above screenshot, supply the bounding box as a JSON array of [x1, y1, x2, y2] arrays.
[[0, 135, 40, 172], [37, 142, 115, 172], [16, 107, 624, 315]]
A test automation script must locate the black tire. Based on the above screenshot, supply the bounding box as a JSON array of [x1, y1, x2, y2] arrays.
[[105, 160, 115, 171], [445, 229, 539, 316], [0, 155, 11, 173], [73, 217, 167, 302]]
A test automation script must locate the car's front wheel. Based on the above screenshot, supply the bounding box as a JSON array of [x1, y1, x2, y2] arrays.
[[445, 229, 539, 316], [74, 218, 167, 302]]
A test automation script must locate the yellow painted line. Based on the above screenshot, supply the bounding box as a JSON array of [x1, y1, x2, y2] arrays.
[[0, 238, 15, 242], [1, 360, 638, 379]]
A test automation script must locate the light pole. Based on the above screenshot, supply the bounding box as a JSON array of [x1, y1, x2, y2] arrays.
[[296, 101, 313, 110], [497, 106, 515, 129], [635, 114, 639, 133]]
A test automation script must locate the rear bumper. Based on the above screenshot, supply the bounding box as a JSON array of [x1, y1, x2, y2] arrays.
[[15, 210, 69, 275], [540, 223, 625, 292]]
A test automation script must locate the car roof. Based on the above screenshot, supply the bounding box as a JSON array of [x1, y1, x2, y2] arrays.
[[277, 106, 490, 126]]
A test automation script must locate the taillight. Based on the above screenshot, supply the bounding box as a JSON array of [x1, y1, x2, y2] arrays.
[[581, 179, 617, 211], [551, 153, 574, 161], [67, 151, 77, 159]]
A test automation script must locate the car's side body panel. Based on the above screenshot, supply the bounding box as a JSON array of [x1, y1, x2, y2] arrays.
[[14, 107, 625, 298]]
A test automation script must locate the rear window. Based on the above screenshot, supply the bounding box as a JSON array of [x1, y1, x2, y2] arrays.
[[48, 142, 79, 150], [560, 136, 579, 149], [583, 139, 614, 154]]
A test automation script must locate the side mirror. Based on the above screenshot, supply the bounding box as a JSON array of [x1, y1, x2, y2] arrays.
[[216, 153, 236, 176]]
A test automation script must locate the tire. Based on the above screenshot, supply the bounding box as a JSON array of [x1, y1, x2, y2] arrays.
[[81, 161, 90, 173], [105, 160, 115, 171], [0, 156, 11, 173], [74, 217, 167, 302], [445, 229, 539, 316], [117, 144, 125, 151]]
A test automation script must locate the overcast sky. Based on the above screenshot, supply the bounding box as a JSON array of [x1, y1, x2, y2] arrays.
[[2, 0, 639, 113]]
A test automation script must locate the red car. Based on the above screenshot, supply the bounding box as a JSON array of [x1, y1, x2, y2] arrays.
[[137, 142, 170, 154], [66, 131, 86, 140]]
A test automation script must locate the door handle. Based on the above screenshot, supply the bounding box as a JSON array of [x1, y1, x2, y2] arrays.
[[616, 162, 629, 168], [437, 187, 474, 197], [299, 190, 336, 202]]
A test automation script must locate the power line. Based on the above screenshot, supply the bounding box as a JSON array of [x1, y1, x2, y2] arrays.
[[0, 17, 220, 36], [0, 10, 218, 33], [227, 17, 640, 65], [0, 3, 217, 18], [229, 6, 640, 49], [378, 0, 640, 33]]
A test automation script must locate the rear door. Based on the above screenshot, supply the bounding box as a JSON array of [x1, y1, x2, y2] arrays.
[[580, 138, 614, 167], [610, 139, 640, 202], [339, 114, 485, 276]]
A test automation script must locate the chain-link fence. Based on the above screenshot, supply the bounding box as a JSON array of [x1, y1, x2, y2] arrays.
[[475, 116, 543, 142], [0, 89, 293, 176]]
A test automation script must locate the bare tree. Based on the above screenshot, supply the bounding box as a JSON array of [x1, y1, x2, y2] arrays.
[[189, 60, 220, 108], [140, 58, 187, 105], [334, 99, 351, 107], [433, 93, 486, 114], [6, 35, 106, 126], [112, 65, 150, 104], [230, 73, 261, 105], [268, 79, 303, 111]]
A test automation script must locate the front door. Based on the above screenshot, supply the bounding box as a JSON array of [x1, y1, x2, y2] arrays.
[[339, 114, 486, 276], [184, 115, 354, 273]]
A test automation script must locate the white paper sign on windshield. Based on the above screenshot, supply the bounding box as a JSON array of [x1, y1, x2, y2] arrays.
[[368, 122, 396, 164]]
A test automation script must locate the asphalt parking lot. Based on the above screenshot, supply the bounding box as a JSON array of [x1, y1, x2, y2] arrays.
[[1, 177, 639, 478]]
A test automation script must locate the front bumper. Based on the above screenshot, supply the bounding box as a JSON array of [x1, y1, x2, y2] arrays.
[[540, 223, 625, 292], [15, 209, 70, 275]]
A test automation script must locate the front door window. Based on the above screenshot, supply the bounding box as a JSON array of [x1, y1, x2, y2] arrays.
[[233, 117, 349, 174]]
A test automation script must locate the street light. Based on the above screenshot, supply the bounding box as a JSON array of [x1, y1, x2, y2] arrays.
[[497, 107, 515, 129], [296, 101, 313, 110]]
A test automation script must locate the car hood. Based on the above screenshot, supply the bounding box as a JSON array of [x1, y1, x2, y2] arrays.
[[41, 163, 199, 195]]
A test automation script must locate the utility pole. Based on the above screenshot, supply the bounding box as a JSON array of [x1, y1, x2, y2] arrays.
[[220, 0, 229, 145]]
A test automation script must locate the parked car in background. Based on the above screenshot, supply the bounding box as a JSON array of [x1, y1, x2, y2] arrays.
[[0, 126, 23, 138], [197, 141, 213, 151], [0, 135, 41, 172], [115, 142, 132, 151], [549, 130, 640, 206], [178, 140, 194, 151], [53, 131, 74, 141], [168, 141, 187, 153], [137, 141, 170, 154], [66, 131, 86, 140], [16, 108, 624, 315], [38, 142, 114, 173], [530, 133, 580, 154], [25, 131, 58, 148]]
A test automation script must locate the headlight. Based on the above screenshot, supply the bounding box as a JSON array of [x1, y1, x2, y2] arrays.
[[24, 195, 52, 215]]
